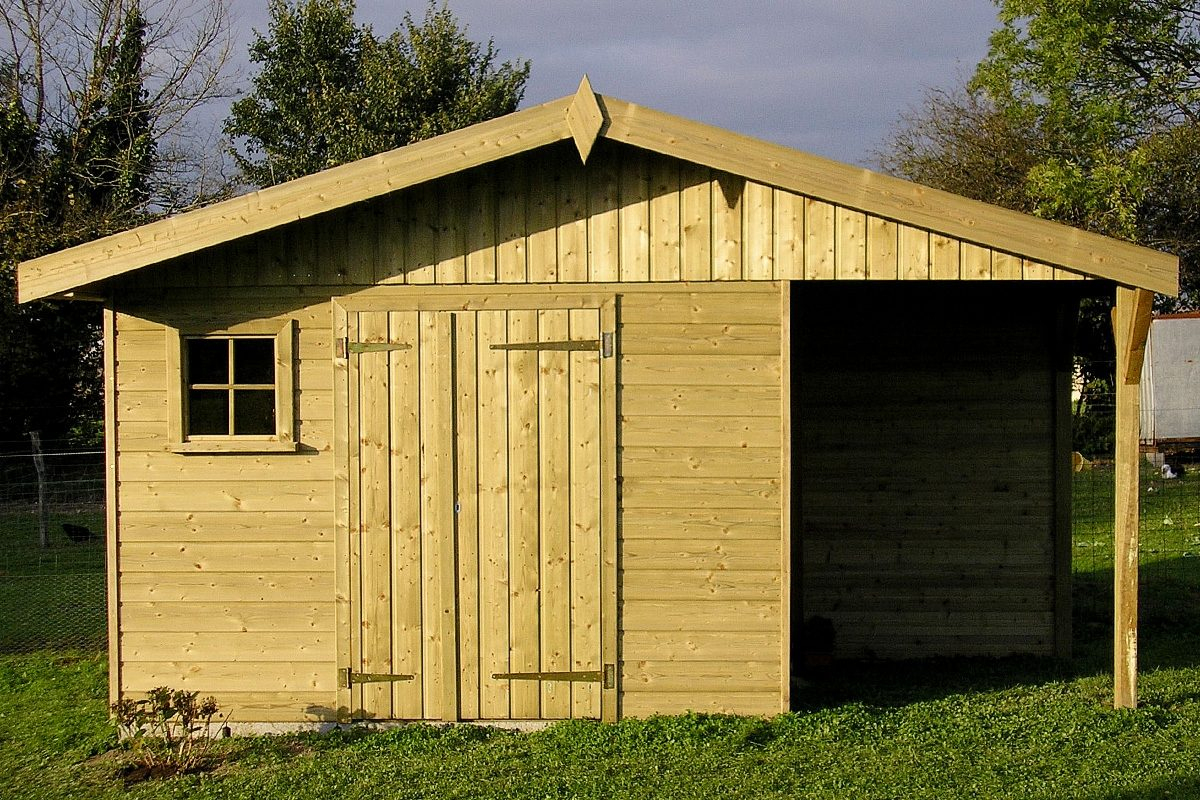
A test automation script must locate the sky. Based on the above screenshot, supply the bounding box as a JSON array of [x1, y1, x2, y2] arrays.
[[227, 0, 1003, 168]]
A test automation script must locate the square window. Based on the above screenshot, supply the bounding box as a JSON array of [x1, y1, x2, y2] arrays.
[[233, 389, 275, 434], [168, 320, 296, 453], [187, 388, 229, 435]]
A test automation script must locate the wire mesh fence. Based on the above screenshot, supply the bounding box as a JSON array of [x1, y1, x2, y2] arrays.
[[0, 442, 105, 652], [1071, 370, 1200, 648]]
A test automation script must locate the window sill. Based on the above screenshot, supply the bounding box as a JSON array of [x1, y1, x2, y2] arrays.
[[171, 439, 300, 454]]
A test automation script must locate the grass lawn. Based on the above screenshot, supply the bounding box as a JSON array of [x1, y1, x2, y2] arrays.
[[1, 650, 1198, 799], [0, 469, 1197, 797], [0, 507, 106, 652]]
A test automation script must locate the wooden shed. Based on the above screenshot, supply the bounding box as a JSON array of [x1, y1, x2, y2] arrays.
[[17, 80, 1176, 724], [1140, 313, 1200, 449]]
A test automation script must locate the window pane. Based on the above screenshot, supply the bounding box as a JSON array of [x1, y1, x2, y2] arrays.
[[234, 338, 275, 384], [188, 339, 229, 385], [234, 389, 275, 435], [188, 389, 229, 435]]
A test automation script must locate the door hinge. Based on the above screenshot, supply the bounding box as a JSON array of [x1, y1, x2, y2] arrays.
[[490, 339, 602, 352], [346, 340, 413, 355], [344, 668, 415, 688], [492, 664, 615, 689], [601, 332, 614, 358]]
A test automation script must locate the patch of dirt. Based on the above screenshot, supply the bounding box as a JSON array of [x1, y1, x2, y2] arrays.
[[85, 750, 223, 788], [116, 761, 217, 787]]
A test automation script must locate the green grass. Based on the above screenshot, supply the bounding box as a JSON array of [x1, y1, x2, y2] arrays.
[[0, 651, 1198, 799], [0, 508, 106, 652], [0, 508, 106, 576]]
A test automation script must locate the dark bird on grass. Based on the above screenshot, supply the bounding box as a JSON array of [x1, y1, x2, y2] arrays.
[[62, 523, 99, 543]]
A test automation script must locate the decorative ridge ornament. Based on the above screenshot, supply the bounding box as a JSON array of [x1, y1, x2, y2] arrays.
[[565, 75, 606, 164]]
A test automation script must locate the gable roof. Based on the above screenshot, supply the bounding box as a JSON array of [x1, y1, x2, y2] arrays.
[[17, 77, 1178, 302]]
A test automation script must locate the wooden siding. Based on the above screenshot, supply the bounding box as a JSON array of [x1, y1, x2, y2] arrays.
[[111, 282, 784, 721], [114, 298, 340, 723], [619, 285, 784, 716], [796, 284, 1065, 659], [119, 142, 1081, 297]]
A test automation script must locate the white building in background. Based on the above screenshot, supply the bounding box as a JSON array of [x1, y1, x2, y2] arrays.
[[1141, 314, 1200, 449]]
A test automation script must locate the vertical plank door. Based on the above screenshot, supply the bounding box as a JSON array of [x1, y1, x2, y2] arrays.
[[345, 299, 610, 721]]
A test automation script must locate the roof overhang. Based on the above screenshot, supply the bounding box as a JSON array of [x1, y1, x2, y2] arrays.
[[18, 77, 1179, 302]]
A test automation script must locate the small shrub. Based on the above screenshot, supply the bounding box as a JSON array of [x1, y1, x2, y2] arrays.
[[111, 686, 227, 780]]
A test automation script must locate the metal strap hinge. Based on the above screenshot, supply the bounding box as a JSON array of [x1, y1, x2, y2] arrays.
[[344, 668, 415, 688], [492, 664, 615, 689], [345, 339, 412, 355], [491, 339, 601, 352]]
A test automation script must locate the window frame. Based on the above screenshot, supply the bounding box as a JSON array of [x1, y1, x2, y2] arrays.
[[166, 319, 298, 453]]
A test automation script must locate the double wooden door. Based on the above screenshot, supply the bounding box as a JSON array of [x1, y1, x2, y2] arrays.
[[335, 295, 615, 721]]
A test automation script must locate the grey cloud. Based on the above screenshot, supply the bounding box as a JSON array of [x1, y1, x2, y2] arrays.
[[229, 0, 999, 165]]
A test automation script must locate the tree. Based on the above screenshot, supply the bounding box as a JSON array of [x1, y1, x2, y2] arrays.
[[969, 0, 1200, 239], [882, 0, 1200, 270], [877, 0, 1200, 455], [226, 0, 531, 187], [879, 85, 1042, 215], [0, 0, 235, 449]]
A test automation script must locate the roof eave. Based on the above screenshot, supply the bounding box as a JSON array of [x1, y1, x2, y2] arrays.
[[17, 95, 576, 303], [600, 96, 1178, 296], [18, 81, 1179, 302]]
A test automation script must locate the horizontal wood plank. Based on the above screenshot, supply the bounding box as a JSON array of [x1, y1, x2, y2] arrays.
[[623, 539, 780, 570], [621, 418, 780, 449], [121, 573, 331, 602], [117, 481, 331, 512], [121, 602, 333, 632], [621, 355, 780, 386], [120, 542, 334, 573], [620, 447, 780, 478], [119, 511, 332, 541], [620, 630, 780, 661], [122, 661, 334, 692], [620, 385, 780, 417], [619, 691, 781, 717], [622, 570, 780, 601], [621, 600, 780, 632], [121, 631, 333, 661], [621, 660, 780, 693]]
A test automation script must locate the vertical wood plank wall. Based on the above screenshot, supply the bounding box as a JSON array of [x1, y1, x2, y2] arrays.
[[126, 141, 1083, 294], [108, 141, 1076, 721], [796, 284, 1065, 658]]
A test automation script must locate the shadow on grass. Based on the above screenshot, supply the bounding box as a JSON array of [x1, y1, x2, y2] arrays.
[[792, 556, 1200, 711], [1093, 777, 1200, 800]]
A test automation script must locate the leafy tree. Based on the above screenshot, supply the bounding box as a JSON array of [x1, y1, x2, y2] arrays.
[[226, 0, 531, 187], [0, 0, 234, 449], [880, 86, 1042, 215]]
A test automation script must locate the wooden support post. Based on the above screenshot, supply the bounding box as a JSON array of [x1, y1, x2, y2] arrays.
[[1112, 286, 1153, 709], [29, 431, 49, 549]]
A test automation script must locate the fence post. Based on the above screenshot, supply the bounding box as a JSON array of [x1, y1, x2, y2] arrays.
[[29, 430, 50, 549]]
